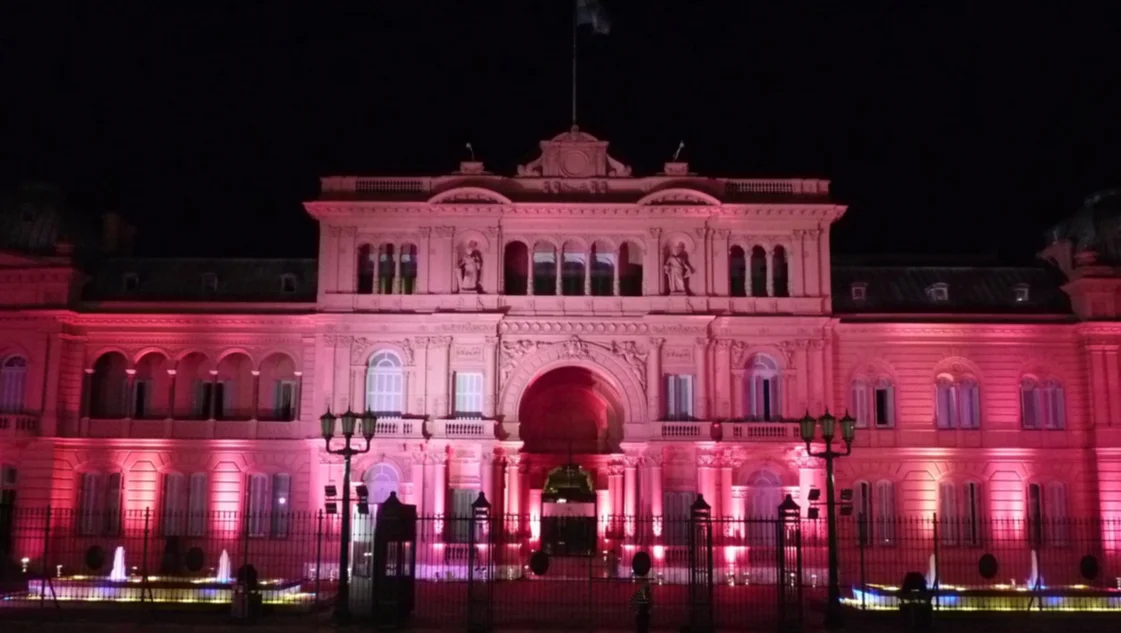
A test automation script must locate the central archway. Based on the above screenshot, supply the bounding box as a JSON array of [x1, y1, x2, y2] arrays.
[[518, 366, 624, 454]]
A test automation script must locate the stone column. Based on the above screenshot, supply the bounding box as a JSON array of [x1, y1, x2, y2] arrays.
[[293, 371, 304, 422], [648, 454, 664, 537], [166, 369, 177, 421], [250, 370, 261, 420], [81, 368, 94, 419], [351, 367, 364, 413], [124, 369, 136, 419], [481, 453, 494, 510], [765, 246, 775, 297], [584, 248, 592, 296], [720, 457, 735, 534], [1089, 347, 1111, 427], [526, 246, 534, 295], [608, 461, 624, 533], [483, 337, 498, 417], [714, 230, 730, 296], [1107, 349, 1121, 425], [805, 230, 821, 297], [505, 455, 523, 533], [818, 228, 831, 300], [411, 452, 427, 513], [694, 338, 709, 419], [745, 245, 754, 297], [810, 340, 826, 414], [432, 452, 447, 518], [624, 456, 638, 536], [554, 251, 562, 296], [731, 369, 744, 419], [715, 340, 731, 418], [393, 244, 403, 294], [646, 338, 664, 421], [646, 228, 661, 296], [790, 231, 804, 297], [612, 247, 621, 296]]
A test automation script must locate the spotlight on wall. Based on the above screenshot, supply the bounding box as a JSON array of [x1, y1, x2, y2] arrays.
[[808, 507, 820, 520], [356, 485, 370, 515], [808, 488, 821, 502], [325, 485, 338, 498]]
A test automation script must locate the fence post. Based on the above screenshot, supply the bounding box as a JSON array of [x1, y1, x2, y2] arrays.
[[39, 505, 51, 606], [467, 492, 492, 633], [858, 512, 866, 610], [931, 513, 939, 611], [776, 494, 803, 633], [688, 494, 713, 633], [141, 507, 152, 604], [315, 509, 324, 608]]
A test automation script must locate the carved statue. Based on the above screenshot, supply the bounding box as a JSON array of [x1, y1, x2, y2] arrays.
[[663, 242, 693, 294], [458, 241, 483, 293]]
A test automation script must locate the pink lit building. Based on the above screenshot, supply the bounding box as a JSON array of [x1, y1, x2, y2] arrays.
[[1, 130, 1120, 571]]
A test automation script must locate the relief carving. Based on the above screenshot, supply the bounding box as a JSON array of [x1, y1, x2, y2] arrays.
[[610, 340, 648, 391], [434, 226, 456, 238], [500, 339, 541, 384]]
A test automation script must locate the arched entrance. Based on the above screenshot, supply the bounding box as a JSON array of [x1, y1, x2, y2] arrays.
[[518, 366, 624, 454], [540, 463, 597, 556]]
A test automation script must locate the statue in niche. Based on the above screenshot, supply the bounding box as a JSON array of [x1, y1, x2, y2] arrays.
[[663, 242, 694, 294], [458, 240, 483, 293]]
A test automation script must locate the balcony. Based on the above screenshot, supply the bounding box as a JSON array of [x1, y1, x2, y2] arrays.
[[81, 408, 300, 440], [0, 412, 39, 438], [431, 417, 498, 440], [654, 420, 798, 443]]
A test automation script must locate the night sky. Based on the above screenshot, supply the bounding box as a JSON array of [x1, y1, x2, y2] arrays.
[[4, 2, 1120, 262]]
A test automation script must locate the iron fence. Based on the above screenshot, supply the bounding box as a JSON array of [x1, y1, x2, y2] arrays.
[[1, 506, 1118, 626]]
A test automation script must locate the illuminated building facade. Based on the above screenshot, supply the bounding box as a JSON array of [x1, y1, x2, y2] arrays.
[[1, 131, 1120, 570]]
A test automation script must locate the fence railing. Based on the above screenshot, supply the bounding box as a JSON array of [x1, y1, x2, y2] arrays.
[[1, 507, 1117, 623]]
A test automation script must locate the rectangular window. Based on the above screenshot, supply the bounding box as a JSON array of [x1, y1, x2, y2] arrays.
[[133, 380, 151, 419], [271, 474, 291, 538], [1045, 483, 1068, 546], [247, 474, 269, 538], [663, 375, 694, 420], [454, 372, 484, 417], [963, 482, 982, 546], [874, 385, 893, 427], [274, 380, 296, 420], [960, 382, 981, 429], [187, 473, 208, 537], [936, 383, 956, 428], [1021, 385, 1040, 429], [78, 472, 103, 536], [875, 481, 895, 545], [854, 481, 873, 546], [162, 473, 187, 536], [938, 482, 958, 545]]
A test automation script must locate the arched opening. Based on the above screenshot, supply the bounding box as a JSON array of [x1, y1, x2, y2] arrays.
[[176, 352, 212, 419], [744, 354, 781, 421], [90, 352, 128, 419], [366, 351, 404, 416], [364, 463, 400, 505], [133, 352, 170, 419], [590, 240, 614, 296], [729, 245, 746, 297], [0, 356, 28, 413], [518, 366, 624, 454], [532, 242, 557, 295], [747, 470, 783, 544], [750, 246, 768, 297], [258, 353, 298, 421], [215, 353, 254, 420], [619, 241, 643, 296], [503, 241, 529, 295], [561, 240, 585, 296], [400, 243, 418, 294], [356, 244, 375, 294], [377, 243, 396, 294], [773, 245, 789, 297]]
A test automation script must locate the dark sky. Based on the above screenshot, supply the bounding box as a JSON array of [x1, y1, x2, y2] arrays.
[[4, 2, 1120, 262]]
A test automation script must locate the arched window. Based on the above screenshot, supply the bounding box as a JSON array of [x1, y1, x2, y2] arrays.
[[561, 240, 585, 296], [1021, 377, 1065, 429], [532, 242, 557, 295], [366, 351, 403, 416], [772, 245, 789, 297], [364, 463, 400, 505], [745, 355, 781, 421], [935, 375, 980, 429], [503, 241, 529, 295], [747, 470, 783, 545], [377, 244, 396, 294], [729, 246, 747, 297], [590, 240, 615, 296], [357, 244, 375, 294], [749, 246, 767, 297], [0, 356, 28, 413], [618, 241, 643, 296]]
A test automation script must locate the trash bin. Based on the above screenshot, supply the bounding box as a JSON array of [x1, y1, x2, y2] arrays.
[[231, 564, 260, 623], [898, 571, 933, 630]]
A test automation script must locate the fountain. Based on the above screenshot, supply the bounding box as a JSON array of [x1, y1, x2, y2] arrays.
[[925, 553, 937, 589], [217, 550, 232, 583], [109, 546, 127, 582], [1026, 549, 1043, 589]]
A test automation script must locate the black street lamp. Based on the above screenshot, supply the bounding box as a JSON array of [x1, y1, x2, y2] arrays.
[[321, 408, 376, 623], [798, 410, 856, 631]]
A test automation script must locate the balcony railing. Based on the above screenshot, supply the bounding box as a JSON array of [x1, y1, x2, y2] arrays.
[[0, 412, 39, 437], [655, 420, 798, 443]]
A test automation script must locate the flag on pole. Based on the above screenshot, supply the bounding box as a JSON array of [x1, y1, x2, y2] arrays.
[[576, 0, 611, 35]]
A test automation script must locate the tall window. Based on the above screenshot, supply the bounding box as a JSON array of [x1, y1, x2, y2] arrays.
[[663, 491, 694, 545], [357, 244, 375, 294], [1020, 377, 1066, 429], [454, 371, 484, 417], [274, 380, 296, 420], [364, 463, 399, 506], [366, 351, 403, 415], [935, 376, 980, 429], [78, 472, 122, 537], [247, 473, 290, 538], [962, 481, 982, 546], [0, 356, 27, 413], [747, 470, 783, 545], [532, 243, 557, 295], [271, 473, 291, 538], [851, 379, 869, 427], [853, 480, 873, 546], [400, 244, 418, 294], [590, 242, 615, 296], [729, 246, 747, 297], [377, 244, 396, 294], [875, 480, 895, 544], [448, 488, 478, 543], [664, 374, 694, 420], [745, 355, 781, 421], [162, 472, 209, 537], [247, 474, 269, 537], [1028, 482, 1068, 547]]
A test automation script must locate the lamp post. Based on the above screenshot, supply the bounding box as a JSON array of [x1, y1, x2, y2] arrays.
[[321, 408, 376, 623], [798, 410, 855, 631]]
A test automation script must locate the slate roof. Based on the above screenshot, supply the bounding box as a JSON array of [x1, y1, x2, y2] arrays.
[[832, 265, 1071, 315], [83, 258, 317, 302]]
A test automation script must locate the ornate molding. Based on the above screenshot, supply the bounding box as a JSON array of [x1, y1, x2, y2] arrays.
[[498, 320, 648, 335], [350, 337, 415, 365]]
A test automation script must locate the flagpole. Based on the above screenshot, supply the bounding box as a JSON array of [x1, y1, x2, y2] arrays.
[[571, 0, 578, 126]]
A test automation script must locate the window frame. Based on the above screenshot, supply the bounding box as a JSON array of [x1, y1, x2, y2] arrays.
[[365, 351, 404, 416], [453, 371, 485, 418], [663, 374, 694, 420]]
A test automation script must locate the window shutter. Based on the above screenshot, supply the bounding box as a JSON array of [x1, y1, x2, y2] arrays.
[[162, 473, 186, 536], [964, 482, 982, 546], [876, 481, 895, 544], [684, 375, 694, 418], [1046, 482, 1068, 545], [104, 473, 122, 536], [1020, 380, 1037, 429], [1049, 384, 1066, 430], [187, 473, 208, 536], [854, 481, 871, 546], [851, 380, 868, 428], [938, 482, 957, 545], [936, 382, 953, 428], [271, 473, 291, 538], [248, 474, 268, 537], [964, 382, 981, 429], [79, 472, 101, 536]]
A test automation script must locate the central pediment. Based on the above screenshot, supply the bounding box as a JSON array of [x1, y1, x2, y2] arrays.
[[517, 126, 632, 179]]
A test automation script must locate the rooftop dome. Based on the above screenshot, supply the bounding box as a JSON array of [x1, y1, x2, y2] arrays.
[[0, 183, 99, 255]]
